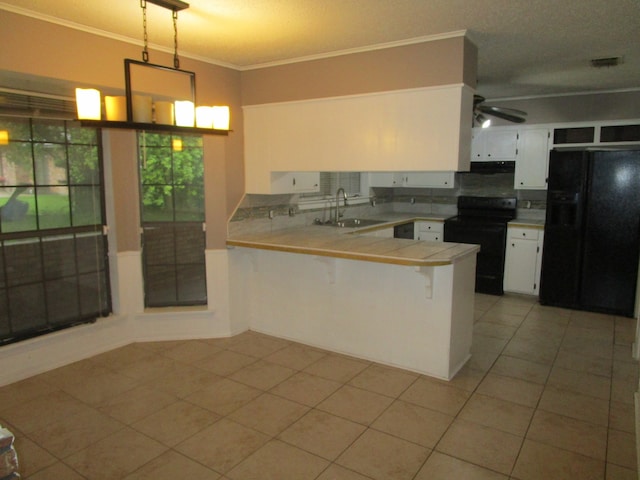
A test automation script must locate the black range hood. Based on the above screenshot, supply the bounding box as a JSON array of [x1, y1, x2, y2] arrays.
[[469, 161, 515, 174]]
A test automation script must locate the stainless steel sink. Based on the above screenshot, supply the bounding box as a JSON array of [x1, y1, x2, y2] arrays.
[[322, 218, 387, 228]]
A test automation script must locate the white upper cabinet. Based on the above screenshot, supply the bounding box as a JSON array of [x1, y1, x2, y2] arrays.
[[369, 171, 454, 188], [471, 128, 519, 162], [514, 128, 550, 189], [270, 172, 320, 194], [244, 85, 473, 193]]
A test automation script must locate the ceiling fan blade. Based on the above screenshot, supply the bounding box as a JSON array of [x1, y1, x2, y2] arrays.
[[478, 105, 527, 123]]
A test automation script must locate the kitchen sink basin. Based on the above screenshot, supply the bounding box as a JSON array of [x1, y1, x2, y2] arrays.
[[322, 218, 388, 228]]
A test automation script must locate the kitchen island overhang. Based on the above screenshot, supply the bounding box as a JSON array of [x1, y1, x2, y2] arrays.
[[227, 227, 479, 380]]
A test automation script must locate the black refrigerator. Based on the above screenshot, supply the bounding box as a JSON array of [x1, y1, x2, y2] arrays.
[[539, 149, 640, 317]]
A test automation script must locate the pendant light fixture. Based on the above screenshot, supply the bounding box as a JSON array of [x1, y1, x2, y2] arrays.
[[76, 0, 230, 135]]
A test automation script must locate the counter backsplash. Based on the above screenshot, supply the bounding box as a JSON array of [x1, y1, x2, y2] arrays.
[[229, 172, 547, 236]]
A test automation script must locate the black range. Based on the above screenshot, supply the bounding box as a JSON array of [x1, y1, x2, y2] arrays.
[[444, 196, 517, 295]]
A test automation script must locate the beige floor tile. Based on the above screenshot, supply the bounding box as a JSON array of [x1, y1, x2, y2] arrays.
[[400, 377, 470, 416], [37, 358, 113, 387], [228, 392, 309, 436], [337, 428, 430, 480], [538, 385, 610, 426], [569, 312, 616, 331], [436, 419, 522, 475], [474, 321, 518, 340], [348, 363, 418, 398], [317, 385, 394, 425], [415, 451, 508, 480], [2, 390, 93, 434], [478, 311, 526, 328], [490, 355, 551, 384], [467, 350, 501, 372], [147, 362, 221, 399], [303, 353, 370, 383], [512, 439, 605, 480], [122, 450, 221, 480], [228, 439, 329, 480], [97, 384, 177, 425], [486, 301, 533, 317], [441, 364, 487, 391], [476, 373, 544, 408], [371, 399, 453, 448], [270, 371, 342, 406], [611, 378, 636, 405], [162, 340, 222, 364], [229, 359, 296, 390], [90, 343, 156, 371], [561, 334, 614, 360], [65, 427, 167, 480], [0, 377, 58, 413], [502, 337, 558, 365], [115, 353, 180, 383], [30, 407, 125, 458], [613, 361, 639, 383], [175, 418, 269, 473], [548, 365, 611, 400], [609, 400, 636, 433], [606, 463, 638, 480], [59, 369, 140, 407], [131, 400, 219, 447], [527, 410, 607, 460], [27, 461, 88, 480], [316, 464, 373, 480], [607, 429, 638, 470], [614, 344, 636, 364], [554, 350, 613, 377], [458, 393, 534, 436], [184, 378, 262, 415], [278, 409, 366, 460], [197, 349, 258, 376], [11, 435, 57, 478], [226, 333, 290, 358], [263, 343, 327, 370], [471, 333, 509, 354]]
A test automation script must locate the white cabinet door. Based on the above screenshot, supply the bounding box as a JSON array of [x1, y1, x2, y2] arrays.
[[271, 172, 320, 193], [402, 172, 455, 188], [415, 221, 444, 241], [514, 128, 550, 189], [471, 128, 519, 162], [503, 227, 544, 295], [368, 172, 400, 187]]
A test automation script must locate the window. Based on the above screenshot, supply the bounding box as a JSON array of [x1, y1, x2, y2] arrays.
[[0, 117, 110, 345], [138, 132, 207, 307]]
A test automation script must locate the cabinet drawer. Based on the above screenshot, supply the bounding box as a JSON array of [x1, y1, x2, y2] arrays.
[[416, 221, 443, 233], [508, 227, 539, 240]]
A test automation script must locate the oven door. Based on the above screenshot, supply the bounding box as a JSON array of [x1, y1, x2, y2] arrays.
[[444, 218, 508, 295]]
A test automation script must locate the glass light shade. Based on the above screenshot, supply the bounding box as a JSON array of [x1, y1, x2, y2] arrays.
[[195, 106, 213, 128], [105, 96, 127, 121], [212, 106, 230, 130], [174, 100, 195, 127], [75, 88, 102, 120], [132, 95, 153, 123], [154, 101, 174, 125], [0, 130, 8, 145], [172, 138, 183, 151]]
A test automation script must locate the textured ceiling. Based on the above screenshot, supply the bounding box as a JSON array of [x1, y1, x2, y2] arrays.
[[1, 0, 639, 99]]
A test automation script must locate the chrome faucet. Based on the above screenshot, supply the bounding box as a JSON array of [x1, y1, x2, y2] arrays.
[[334, 187, 348, 223]]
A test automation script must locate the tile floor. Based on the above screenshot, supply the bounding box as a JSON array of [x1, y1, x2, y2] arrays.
[[0, 293, 638, 479]]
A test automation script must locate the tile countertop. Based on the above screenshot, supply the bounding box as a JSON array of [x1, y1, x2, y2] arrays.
[[509, 218, 545, 229], [226, 215, 479, 267]]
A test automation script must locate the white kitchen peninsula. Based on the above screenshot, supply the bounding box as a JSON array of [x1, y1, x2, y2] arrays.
[[227, 226, 479, 380]]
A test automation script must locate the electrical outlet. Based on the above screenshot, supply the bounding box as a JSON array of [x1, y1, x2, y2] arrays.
[[268, 210, 275, 219]]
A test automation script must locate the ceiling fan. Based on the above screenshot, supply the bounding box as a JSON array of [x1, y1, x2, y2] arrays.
[[473, 95, 527, 127]]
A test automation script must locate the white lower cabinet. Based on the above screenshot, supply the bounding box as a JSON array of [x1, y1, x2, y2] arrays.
[[503, 226, 544, 295], [415, 221, 444, 241]]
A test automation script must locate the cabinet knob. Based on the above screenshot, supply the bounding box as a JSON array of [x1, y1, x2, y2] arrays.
[[512, 243, 515, 247]]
